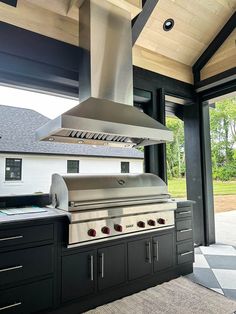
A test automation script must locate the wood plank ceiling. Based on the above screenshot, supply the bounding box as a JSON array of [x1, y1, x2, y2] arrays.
[[135, 0, 236, 83], [0, 0, 235, 84]]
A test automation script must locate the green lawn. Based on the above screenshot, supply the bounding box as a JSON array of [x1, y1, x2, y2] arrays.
[[168, 178, 236, 198]]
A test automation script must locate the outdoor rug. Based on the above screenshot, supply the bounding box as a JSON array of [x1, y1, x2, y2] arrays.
[[84, 277, 236, 314]]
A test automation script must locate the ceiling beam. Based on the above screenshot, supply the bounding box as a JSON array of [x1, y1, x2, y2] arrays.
[[0, 0, 17, 7], [132, 0, 159, 46], [193, 11, 236, 74], [67, 0, 78, 14]]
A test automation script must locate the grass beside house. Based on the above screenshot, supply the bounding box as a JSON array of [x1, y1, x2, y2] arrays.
[[168, 178, 236, 198]]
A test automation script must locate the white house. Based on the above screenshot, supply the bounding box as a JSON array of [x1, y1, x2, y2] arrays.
[[0, 105, 144, 196]]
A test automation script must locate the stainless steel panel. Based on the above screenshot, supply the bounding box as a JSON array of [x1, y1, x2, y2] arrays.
[[69, 202, 177, 223], [80, 0, 133, 106], [36, 0, 173, 147], [50, 173, 170, 211], [68, 211, 174, 245]]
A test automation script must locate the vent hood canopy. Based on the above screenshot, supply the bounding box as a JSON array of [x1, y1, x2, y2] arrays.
[[36, 0, 173, 148]]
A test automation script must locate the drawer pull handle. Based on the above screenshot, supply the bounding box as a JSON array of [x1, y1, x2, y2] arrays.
[[180, 251, 193, 256], [178, 211, 191, 215], [0, 265, 23, 273], [0, 302, 22, 311], [90, 255, 94, 281], [0, 235, 23, 242], [180, 228, 192, 233]]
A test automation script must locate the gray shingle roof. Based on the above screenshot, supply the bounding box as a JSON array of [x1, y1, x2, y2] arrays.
[[0, 105, 143, 159]]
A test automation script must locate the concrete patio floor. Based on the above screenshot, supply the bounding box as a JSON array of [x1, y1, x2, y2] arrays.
[[215, 210, 236, 246]]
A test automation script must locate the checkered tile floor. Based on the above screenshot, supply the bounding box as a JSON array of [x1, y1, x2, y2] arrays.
[[186, 244, 236, 300]]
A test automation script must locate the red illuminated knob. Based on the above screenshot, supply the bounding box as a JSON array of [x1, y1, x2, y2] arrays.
[[157, 218, 166, 225], [114, 224, 123, 232], [88, 229, 96, 237], [137, 221, 146, 228], [148, 219, 156, 226], [102, 226, 110, 235]]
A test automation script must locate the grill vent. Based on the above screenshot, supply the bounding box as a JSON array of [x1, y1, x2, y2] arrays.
[[69, 131, 131, 143]]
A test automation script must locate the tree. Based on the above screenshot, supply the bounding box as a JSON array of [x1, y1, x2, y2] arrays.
[[166, 117, 185, 179], [210, 97, 236, 181]]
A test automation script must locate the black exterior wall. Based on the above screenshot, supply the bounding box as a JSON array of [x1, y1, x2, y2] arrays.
[[0, 22, 227, 247]]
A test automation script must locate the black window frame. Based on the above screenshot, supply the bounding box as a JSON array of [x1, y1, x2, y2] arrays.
[[5, 158, 22, 181], [67, 160, 80, 173], [121, 161, 130, 173]]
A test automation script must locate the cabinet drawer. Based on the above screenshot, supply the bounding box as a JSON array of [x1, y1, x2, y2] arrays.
[[177, 241, 194, 255], [0, 224, 53, 248], [176, 219, 192, 231], [176, 229, 193, 242], [178, 250, 194, 265], [0, 245, 54, 286], [175, 209, 192, 219], [0, 279, 53, 314]]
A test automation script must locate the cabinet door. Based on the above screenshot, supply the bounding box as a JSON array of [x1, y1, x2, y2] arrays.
[[128, 238, 152, 281], [153, 233, 174, 272], [98, 243, 126, 291], [62, 250, 96, 302]]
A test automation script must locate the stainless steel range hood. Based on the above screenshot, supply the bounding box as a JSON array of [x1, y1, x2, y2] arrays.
[[36, 0, 173, 147]]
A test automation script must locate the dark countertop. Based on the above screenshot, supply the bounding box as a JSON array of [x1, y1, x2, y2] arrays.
[[0, 207, 70, 225], [173, 199, 195, 207]]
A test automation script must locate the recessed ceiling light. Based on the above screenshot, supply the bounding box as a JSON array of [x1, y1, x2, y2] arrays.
[[163, 19, 174, 31]]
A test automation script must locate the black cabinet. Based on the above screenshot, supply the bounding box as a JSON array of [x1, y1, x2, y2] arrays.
[[62, 250, 96, 302], [62, 244, 126, 302], [0, 279, 53, 314], [128, 237, 152, 280], [98, 244, 126, 290], [0, 245, 54, 286], [128, 232, 174, 281], [153, 233, 173, 272]]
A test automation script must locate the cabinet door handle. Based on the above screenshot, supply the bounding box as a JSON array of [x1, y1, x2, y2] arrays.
[[180, 251, 193, 257], [178, 211, 191, 215], [0, 235, 23, 242], [153, 241, 159, 262], [99, 253, 104, 279], [0, 302, 22, 311], [90, 255, 94, 281], [0, 265, 23, 273], [180, 228, 192, 233], [146, 242, 151, 263]]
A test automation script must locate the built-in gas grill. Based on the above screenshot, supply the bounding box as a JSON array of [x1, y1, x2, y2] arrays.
[[50, 173, 177, 246]]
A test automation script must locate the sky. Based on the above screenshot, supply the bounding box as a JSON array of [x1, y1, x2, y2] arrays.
[[0, 85, 78, 119]]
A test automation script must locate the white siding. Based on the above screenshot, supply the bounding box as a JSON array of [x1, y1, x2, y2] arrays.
[[0, 154, 143, 196]]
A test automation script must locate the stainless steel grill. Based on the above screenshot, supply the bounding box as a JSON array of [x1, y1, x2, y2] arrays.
[[50, 173, 177, 246]]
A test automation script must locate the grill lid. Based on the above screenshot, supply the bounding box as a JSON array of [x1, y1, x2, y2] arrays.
[[50, 173, 169, 211]]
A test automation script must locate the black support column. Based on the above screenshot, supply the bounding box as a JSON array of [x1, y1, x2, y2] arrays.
[[144, 88, 167, 182], [184, 98, 215, 246]]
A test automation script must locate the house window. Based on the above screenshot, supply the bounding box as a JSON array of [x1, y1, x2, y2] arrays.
[[67, 160, 80, 173], [121, 162, 130, 173], [5, 158, 22, 181]]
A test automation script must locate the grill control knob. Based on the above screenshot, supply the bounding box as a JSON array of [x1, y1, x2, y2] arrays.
[[102, 226, 110, 235], [114, 224, 123, 232], [137, 221, 145, 228], [88, 229, 96, 237], [157, 218, 166, 225], [148, 219, 156, 226]]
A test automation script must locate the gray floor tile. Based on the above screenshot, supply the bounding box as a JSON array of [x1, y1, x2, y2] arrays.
[[186, 268, 221, 289], [205, 255, 236, 270], [213, 269, 236, 289], [223, 289, 236, 300]]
